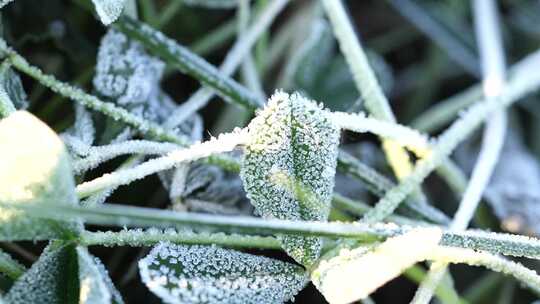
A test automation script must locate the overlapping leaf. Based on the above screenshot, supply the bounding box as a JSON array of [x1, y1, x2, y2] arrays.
[[241, 91, 340, 266], [139, 242, 308, 304]]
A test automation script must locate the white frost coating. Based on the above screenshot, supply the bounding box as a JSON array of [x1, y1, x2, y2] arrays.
[[94, 29, 167, 121], [92, 0, 126, 25], [5, 244, 71, 303], [73, 140, 181, 173], [139, 242, 308, 304], [241, 91, 340, 266], [77, 246, 124, 304], [77, 129, 247, 197], [0, 0, 14, 9], [312, 227, 443, 304], [331, 111, 431, 156]]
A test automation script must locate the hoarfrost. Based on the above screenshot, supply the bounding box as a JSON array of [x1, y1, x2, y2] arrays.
[[241, 91, 340, 266], [139, 242, 308, 304], [92, 0, 126, 25]]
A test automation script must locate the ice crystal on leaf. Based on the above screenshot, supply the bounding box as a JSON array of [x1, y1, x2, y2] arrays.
[[5, 243, 122, 304], [0, 111, 81, 241], [77, 247, 124, 304], [241, 91, 340, 266], [138, 242, 308, 304], [92, 0, 126, 26], [94, 29, 165, 120]]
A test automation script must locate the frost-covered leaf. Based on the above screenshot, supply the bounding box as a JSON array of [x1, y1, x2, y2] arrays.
[[0, 111, 81, 241], [0, 67, 28, 111], [77, 247, 123, 304], [312, 228, 442, 304], [4, 243, 80, 303], [93, 29, 195, 144], [62, 104, 96, 158], [241, 91, 340, 266], [94, 29, 165, 120], [5, 243, 122, 304], [92, 0, 126, 25], [0, 0, 15, 9], [139, 242, 308, 304]]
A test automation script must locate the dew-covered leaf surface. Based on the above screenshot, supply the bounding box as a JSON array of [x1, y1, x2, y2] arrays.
[[139, 242, 308, 304], [241, 91, 340, 266], [0, 111, 81, 241]]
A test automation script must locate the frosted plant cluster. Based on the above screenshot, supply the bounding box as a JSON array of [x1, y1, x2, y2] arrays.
[[241, 91, 340, 266], [138, 242, 308, 304]]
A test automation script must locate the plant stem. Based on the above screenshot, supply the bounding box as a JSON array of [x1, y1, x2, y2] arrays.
[[80, 229, 281, 249], [412, 1, 509, 302], [5, 202, 540, 260], [362, 48, 540, 223]]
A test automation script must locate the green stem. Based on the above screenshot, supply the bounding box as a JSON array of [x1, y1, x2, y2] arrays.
[[4, 202, 540, 260], [362, 50, 540, 223], [80, 229, 281, 249]]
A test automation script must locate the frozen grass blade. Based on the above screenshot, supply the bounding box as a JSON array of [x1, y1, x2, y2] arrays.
[[412, 1, 509, 302]]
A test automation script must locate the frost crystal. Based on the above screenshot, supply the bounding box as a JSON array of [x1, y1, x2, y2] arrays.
[[241, 91, 341, 266], [139, 242, 308, 304], [94, 29, 165, 120], [77, 246, 124, 304], [5, 243, 77, 303], [92, 0, 126, 25]]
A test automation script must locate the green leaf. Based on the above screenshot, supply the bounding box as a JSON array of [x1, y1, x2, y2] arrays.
[[4, 243, 122, 304], [0, 111, 81, 241], [77, 247, 124, 304], [4, 243, 80, 304], [92, 0, 126, 25], [139, 242, 308, 304], [241, 91, 340, 266]]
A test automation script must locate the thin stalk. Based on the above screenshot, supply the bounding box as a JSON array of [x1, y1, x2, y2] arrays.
[[80, 229, 281, 249], [412, 1, 508, 302], [162, 0, 287, 129], [4, 202, 540, 260], [321, 0, 418, 181], [76, 130, 247, 198], [361, 48, 540, 223]]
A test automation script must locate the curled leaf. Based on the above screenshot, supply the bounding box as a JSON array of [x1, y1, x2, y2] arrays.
[[241, 91, 340, 266], [312, 228, 443, 304], [139, 242, 308, 304]]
